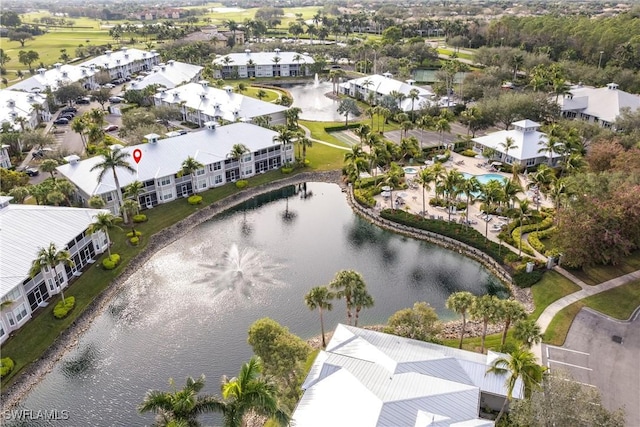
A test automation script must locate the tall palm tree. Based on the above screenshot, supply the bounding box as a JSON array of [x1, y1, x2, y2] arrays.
[[71, 117, 88, 149], [416, 168, 435, 217], [329, 270, 367, 326], [181, 156, 204, 195], [513, 199, 532, 257], [40, 159, 59, 181], [408, 88, 420, 120], [443, 169, 464, 221], [434, 117, 451, 148], [272, 127, 297, 158], [90, 147, 135, 223], [304, 286, 335, 348], [228, 144, 249, 162], [220, 357, 290, 427], [298, 136, 312, 165], [29, 243, 74, 303], [486, 346, 547, 423], [343, 145, 368, 187], [139, 375, 223, 427], [514, 318, 543, 349], [446, 291, 475, 349], [124, 180, 144, 208], [498, 300, 527, 350], [87, 212, 121, 257], [470, 294, 501, 354], [352, 285, 374, 327], [416, 115, 433, 150], [499, 136, 518, 166]]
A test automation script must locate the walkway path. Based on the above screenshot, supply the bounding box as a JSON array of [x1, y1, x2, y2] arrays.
[[532, 268, 640, 361], [299, 124, 351, 151]]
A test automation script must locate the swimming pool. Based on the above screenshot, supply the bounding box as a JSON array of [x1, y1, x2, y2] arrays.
[[462, 172, 508, 185], [404, 167, 419, 174]]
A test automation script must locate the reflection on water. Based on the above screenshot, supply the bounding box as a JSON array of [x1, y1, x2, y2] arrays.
[[15, 183, 496, 426], [285, 81, 344, 122]]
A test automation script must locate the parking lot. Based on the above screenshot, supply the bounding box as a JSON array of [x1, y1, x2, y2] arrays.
[[541, 308, 640, 425]]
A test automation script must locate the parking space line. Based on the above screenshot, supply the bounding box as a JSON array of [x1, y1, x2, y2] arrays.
[[548, 359, 593, 370], [545, 344, 589, 356]]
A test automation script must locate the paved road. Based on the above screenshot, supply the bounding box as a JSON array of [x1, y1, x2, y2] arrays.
[[541, 308, 640, 426]]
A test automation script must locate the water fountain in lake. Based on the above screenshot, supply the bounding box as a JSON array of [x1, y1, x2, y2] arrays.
[[287, 76, 343, 122], [314, 73, 320, 88]]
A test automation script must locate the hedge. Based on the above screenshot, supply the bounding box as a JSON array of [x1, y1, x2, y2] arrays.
[[281, 167, 294, 174], [380, 209, 517, 264], [324, 123, 362, 132], [53, 296, 75, 319], [187, 195, 203, 205], [460, 149, 478, 157], [236, 180, 248, 189], [0, 358, 14, 378], [354, 188, 376, 208], [102, 253, 121, 270], [132, 214, 147, 223], [528, 226, 556, 255], [130, 236, 139, 245], [512, 270, 544, 288], [126, 230, 142, 238]]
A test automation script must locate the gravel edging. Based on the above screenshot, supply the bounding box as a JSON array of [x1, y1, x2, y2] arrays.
[[0, 170, 342, 411]]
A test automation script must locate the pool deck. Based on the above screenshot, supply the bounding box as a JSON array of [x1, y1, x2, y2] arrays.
[[373, 151, 552, 254]]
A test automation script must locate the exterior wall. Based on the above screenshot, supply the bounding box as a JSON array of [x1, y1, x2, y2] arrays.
[[217, 62, 310, 79], [0, 146, 11, 168], [0, 229, 106, 344]]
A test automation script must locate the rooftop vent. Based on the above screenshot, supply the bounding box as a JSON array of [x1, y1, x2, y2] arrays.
[[223, 85, 233, 95], [204, 121, 218, 130], [144, 133, 160, 144], [37, 68, 46, 75], [274, 48, 281, 54], [245, 49, 251, 55], [54, 63, 62, 69], [199, 80, 209, 88], [105, 50, 112, 56], [64, 154, 81, 164], [167, 60, 175, 65], [607, 82, 619, 90]]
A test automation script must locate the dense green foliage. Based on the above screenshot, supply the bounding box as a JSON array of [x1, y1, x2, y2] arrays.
[[53, 296, 75, 319], [187, 195, 202, 205], [384, 302, 442, 343], [132, 214, 147, 223], [101, 253, 121, 270], [0, 358, 15, 378]]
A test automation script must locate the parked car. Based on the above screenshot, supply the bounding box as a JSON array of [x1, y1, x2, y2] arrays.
[[53, 118, 69, 125], [103, 124, 119, 132], [61, 107, 78, 113], [109, 96, 124, 104], [75, 97, 91, 104], [102, 83, 116, 89], [178, 129, 188, 135], [60, 112, 75, 118], [18, 166, 39, 177]]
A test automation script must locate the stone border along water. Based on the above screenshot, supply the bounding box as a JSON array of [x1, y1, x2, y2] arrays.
[[0, 170, 527, 409]]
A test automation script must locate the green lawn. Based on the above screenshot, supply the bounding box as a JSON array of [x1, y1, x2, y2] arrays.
[[300, 120, 351, 148], [243, 86, 281, 103], [437, 48, 475, 61], [568, 250, 640, 286], [530, 271, 581, 320]]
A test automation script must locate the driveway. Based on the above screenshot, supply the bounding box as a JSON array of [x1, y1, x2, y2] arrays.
[[541, 308, 640, 425]]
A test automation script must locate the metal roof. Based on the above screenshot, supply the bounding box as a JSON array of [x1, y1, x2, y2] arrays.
[[340, 74, 435, 111], [293, 325, 520, 426], [212, 50, 315, 67], [79, 47, 160, 71], [0, 204, 107, 297], [154, 82, 287, 123], [56, 123, 280, 197], [10, 64, 97, 93], [128, 60, 203, 91], [0, 90, 47, 130], [560, 83, 640, 123]]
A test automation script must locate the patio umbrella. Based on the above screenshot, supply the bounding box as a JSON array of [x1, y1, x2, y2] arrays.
[[491, 161, 502, 166], [381, 191, 391, 198], [381, 186, 391, 191], [398, 192, 409, 199]]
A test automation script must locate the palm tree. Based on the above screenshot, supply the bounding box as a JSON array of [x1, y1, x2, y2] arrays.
[[513, 199, 532, 257], [351, 285, 374, 327], [30, 243, 73, 303], [228, 144, 249, 162], [71, 117, 88, 149], [272, 127, 297, 158], [470, 294, 501, 354], [443, 169, 464, 221], [514, 318, 543, 348], [304, 286, 335, 348], [40, 159, 59, 181], [139, 375, 223, 427], [416, 168, 435, 217], [90, 147, 135, 223], [498, 300, 527, 350], [343, 145, 368, 187], [446, 291, 475, 349], [434, 117, 451, 148], [486, 346, 546, 423], [220, 357, 290, 427], [329, 270, 367, 326], [124, 180, 144, 208], [498, 136, 518, 166], [298, 136, 312, 165], [180, 156, 204, 195], [88, 212, 121, 257]]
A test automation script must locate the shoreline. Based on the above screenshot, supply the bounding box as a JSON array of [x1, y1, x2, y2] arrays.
[[1, 169, 530, 409]]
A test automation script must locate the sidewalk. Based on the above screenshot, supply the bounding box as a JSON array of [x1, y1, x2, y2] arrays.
[[532, 268, 640, 361]]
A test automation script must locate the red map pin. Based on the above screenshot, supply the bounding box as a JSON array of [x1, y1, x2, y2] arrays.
[[133, 149, 142, 164]]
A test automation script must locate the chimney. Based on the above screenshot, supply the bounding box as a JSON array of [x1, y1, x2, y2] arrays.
[[223, 85, 233, 95], [245, 49, 251, 55], [173, 92, 179, 99], [161, 65, 166, 71], [125, 53, 129, 59], [143, 52, 147, 58], [54, 63, 62, 69], [199, 80, 209, 88], [81, 69, 87, 75], [199, 93, 207, 100], [204, 121, 218, 130], [116, 59, 121, 64], [90, 64, 96, 71], [105, 50, 112, 57], [64, 154, 80, 164], [406, 79, 415, 85]]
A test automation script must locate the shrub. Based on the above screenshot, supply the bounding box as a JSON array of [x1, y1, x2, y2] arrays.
[[460, 149, 478, 157], [281, 166, 293, 174], [119, 104, 137, 114], [0, 357, 14, 378], [126, 231, 142, 237], [324, 123, 361, 132], [104, 134, 118, 146], [130, 236, 139, 245], [236, 180, 248, 189], [504, 253, 521, 263], [53, 296, 76, 319], [187, 195, 202, 205], [513, 270, 544, 288], [132, 214, 147, 223], [354, 188, 376, 208], [86, 144, 99, 155], [102, 253, 121, 270]]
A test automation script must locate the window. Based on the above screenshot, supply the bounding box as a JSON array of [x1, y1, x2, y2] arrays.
[[196, 169, 205, 176], [214, 175, 222, 184], [48, 278, 55, 292], [5, 288, 21, 301], [0, 322, 5, 338], [105, 194, 113, 202], [243, 155, 252, 162], [159, 177, 171, 186], [245, 168, 253, 175], [14, 303, 28, 322], [526, 158, 536, 167], [163, 193, 172, 200], [7, 313, 15, 326], [200, 181, 207, 189]]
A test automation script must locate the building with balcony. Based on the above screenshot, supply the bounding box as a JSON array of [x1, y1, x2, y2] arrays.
[[10, 62, 99, 93], [339, 73, 435, 112], [0, 89, 50, 132], [126, 60, 203, 92], [56, 122, 294, 215], [79, 47, 161, 80], [153, 80, 287, 126], [213, 49, 314, 79], [0, 197, 108, 344]]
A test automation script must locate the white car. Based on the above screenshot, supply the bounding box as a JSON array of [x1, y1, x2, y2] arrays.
[[102, 83, 115, 89]]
